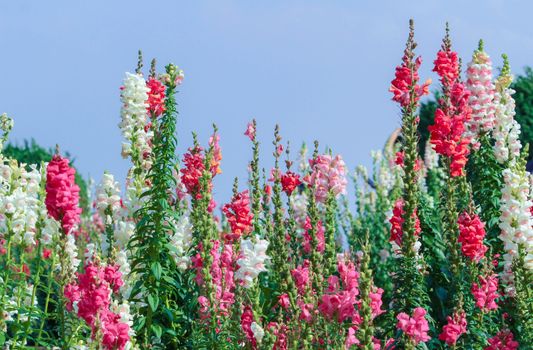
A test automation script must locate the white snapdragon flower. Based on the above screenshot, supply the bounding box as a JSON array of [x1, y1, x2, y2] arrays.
[[499, 167, 533, 292], [251, 322, 265, 344], [63, 234, 81, 275], [235, 237, 270, 288], [493, 68, 521, 164], [119, 72, 151, 169], [169, 215, 193, 271], [95, 172, 122, 218]]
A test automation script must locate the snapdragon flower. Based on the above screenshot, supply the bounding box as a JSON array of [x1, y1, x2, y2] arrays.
[[119, 72, 151, 170], [169, 215, 193, 271], [493, 56, 521, 164], [465, 44, 496, 144], [235, 236, 270, 288]]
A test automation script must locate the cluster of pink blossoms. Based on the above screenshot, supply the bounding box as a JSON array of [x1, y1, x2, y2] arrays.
[[485, 330, 519, 350], [439, 311, 467, 345], [45, 154, 82, 235], [146, 77, 166, 117], [389, 54, 430, 108], [396, 307, 431, 345], [471, 273, 500, 312], [64, 261, 129, 350], [429, 46, 472, 177], [302, 217, 325, 254], [222, 190, 253, 243], [291, 260, 310, 295], [389, 199, 421, 248], [304, 154, 347, 203], [193, 240, 235, 319], [457, 212, 488, 262]]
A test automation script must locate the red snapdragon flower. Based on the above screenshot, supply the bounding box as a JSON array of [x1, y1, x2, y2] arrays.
[[222, 190, 253, 242], [389, 199, 421, 247], [146, 77, 166, 117], [457, 212, 488, 263], [390, 55, 430, 108], [45, 154, 82, 235], [433, 49, 459, 85], [280, 171, 301, 195]]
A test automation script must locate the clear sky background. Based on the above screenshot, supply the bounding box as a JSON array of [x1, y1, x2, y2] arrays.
[[1, 1, 532, 203]]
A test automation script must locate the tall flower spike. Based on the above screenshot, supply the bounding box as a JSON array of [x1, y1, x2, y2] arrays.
[[465, 39, 496, 145], [389, 20, 430, 108], [45, 152, 82, 235], [493, 54, 521, 164]]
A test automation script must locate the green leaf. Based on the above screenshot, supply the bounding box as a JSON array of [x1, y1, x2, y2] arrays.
[[151, 262, 162, 280], [151, 323, 163, 339], [147, 293, 159, 312]]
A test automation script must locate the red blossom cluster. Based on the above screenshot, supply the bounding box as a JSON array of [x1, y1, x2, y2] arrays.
[[222, 190, 253, 243], [64, 261, 129, 350], [439, 311, 467, 345], [241, 305, 257, 348], [472, 273, 500, 312], [146, 77, 166, 117], [457, 212, 488, 263], [280, 171, 301, 195], [389, 199, 421, 247], [389, 55, 430, 108], [433, 49, 459, 85], [45, 154, 82, 235], [429, 45, 472, 177]]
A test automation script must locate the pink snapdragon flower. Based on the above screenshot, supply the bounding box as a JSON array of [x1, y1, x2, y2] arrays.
[[438, 311, 467, 345], [241, 305, 257, 348], [291, 260, 310, 295], [396, 307, 431, 345], [45, 154, 82, 235], [304, 154, 347, 203], [302, 217, 325, 254], [471, 273, 500, 311], [244, 121, 256, 141], [64, 261, 130, 350], [485, 330, 519, 350]]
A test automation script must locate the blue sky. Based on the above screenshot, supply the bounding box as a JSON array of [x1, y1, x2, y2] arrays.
[[1, 1, 532, 203]]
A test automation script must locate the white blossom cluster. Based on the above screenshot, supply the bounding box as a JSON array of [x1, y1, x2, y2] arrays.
[[0, 160, 42, 247], [465, 49, 496, 145], [235, 237, 270, 288], [493, 76, 521, 164], [169, 215, 193, 271], [119, 72, 151, 170], [499, 168, 533, 292], [95, 172, 122, 221]]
